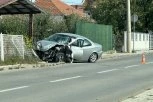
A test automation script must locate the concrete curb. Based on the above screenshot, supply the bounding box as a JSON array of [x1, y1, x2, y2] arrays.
[[0, 62, 65, 72], [102, 50, 153, 59]]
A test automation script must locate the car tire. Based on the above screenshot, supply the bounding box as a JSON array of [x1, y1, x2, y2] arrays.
[[88, 53, 98, 63], [65, 57, 73, 63], [55, 52, 65, 62]]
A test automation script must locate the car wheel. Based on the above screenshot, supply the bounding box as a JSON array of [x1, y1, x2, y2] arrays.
[[88, 53, 98, 63], [40, 53, 46, 61], [55, 52, 65, 62]]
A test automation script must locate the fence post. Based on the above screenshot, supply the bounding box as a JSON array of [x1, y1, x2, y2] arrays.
[[22, 35, 25, 59], [1, 33, 4, 61], [124, 31, 127, 52]]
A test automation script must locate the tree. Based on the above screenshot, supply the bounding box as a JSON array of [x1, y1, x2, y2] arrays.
[[33, 14, 68, 41], [90, 0, 153, 51], [134, 0, 153, 32], [91, 0, 126, 50], [91, 0, 153, 33], [64, 14, 89, 33]]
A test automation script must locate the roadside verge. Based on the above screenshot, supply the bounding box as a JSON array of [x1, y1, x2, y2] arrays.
[[121, 88, 153, 102], [0, 62, 65, 72], [0, 50, 152, 72]]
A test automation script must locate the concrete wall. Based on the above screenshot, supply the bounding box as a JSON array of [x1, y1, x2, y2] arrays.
[[123, 31, 150, 52], [0, 34, 25, 61]]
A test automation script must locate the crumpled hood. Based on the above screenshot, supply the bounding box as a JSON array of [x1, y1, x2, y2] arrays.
[[37, 40, 58, 51]]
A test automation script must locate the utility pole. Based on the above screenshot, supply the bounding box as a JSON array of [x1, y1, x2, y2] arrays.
[[127, 0, 132, 53]]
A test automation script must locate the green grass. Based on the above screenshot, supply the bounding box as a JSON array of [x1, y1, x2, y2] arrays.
[[0, 56, 40, 66]]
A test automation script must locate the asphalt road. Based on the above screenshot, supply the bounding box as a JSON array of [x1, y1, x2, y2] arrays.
[[0, 53, 153, 102]]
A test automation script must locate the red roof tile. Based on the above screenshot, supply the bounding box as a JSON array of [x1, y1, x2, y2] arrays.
[[0, 0, 16, 7], [35, 0, 85, 17], [0, 0, 41, 15]]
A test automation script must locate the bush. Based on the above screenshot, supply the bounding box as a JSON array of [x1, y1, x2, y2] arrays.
[[33, 14, 68, 41], [0, 13, 90, 41], [0, 15, 28, 35]]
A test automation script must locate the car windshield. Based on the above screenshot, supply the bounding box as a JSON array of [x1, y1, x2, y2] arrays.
[[45, 34, 72, 44]]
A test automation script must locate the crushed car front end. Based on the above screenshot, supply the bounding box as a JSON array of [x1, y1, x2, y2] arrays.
[[35, 33, 74, 62]]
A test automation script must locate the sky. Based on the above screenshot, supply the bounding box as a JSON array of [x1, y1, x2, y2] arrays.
[[60, 0, 84, 5], [31, 0, 85, 5]]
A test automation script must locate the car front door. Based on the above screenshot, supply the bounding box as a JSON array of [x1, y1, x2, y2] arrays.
[[81, 39, 93, 61], [70, 39, 83, 61]]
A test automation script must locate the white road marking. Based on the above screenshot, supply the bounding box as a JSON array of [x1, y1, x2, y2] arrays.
[[50, 76, 82, 83], [124, 65, 139, 69], [97, 69, 119, 74], [0, 86, 29, 93]]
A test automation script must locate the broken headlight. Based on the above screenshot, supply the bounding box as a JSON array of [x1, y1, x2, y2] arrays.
[[37, 42, 42, 50]]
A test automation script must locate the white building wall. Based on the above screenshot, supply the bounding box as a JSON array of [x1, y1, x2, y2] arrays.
[[123, 31, 149, 52]]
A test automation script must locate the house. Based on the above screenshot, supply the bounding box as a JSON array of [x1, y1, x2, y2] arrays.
[[35, 0, 85, 18], [60, 0, 85, 12], [60, 0, 97, 17]]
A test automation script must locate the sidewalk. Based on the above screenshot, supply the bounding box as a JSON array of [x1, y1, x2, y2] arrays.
[[102, 50, 153, 59], [121, 88, 153, 102], [0, 62, 65, 72]]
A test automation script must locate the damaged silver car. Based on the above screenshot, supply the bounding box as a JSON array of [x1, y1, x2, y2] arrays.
[[35, 33, 103, 63]]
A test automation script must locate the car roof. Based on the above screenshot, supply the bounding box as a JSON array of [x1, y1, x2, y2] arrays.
[[56, 33, 86, 39]]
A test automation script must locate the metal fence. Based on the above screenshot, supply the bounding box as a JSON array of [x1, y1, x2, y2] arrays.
[[123, 31, 150, 52], [76, 22, 113, 51], [150, 33, 153, 50], [0, 33, 24, 61]]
